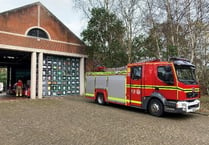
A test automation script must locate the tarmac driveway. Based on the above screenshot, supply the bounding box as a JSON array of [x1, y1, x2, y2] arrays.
[[0, 96, 209, 145]]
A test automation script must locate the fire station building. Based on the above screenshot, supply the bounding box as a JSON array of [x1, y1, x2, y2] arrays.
[[0, 2, 87, 99]]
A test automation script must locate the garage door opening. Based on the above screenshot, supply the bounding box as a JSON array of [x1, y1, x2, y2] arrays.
[[0, 49, 31, 100]]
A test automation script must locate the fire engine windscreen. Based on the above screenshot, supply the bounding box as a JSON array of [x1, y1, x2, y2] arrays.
[[175, 66, 197, 85]]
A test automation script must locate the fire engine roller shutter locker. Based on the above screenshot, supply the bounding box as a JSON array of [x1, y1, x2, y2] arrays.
[[42, 54, 80, 97]]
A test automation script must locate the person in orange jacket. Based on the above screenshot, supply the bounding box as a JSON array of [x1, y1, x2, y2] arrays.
[[15, 80, 23, 97]]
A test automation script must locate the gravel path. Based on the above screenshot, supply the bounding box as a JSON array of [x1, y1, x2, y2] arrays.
[[0, 96, 209, 145]]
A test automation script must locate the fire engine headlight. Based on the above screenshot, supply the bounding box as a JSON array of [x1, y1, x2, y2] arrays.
[[176, 102, 187, 108], [182, 103, 187, 107]]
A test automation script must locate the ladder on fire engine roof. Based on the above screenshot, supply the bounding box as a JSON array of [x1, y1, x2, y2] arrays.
[[104, 66, 126, 72]]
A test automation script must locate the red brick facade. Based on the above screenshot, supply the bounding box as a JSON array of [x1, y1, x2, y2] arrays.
[[0, 2, 86, 55]]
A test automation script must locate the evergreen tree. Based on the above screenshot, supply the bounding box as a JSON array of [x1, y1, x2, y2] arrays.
[[81, 7, 127, 68]]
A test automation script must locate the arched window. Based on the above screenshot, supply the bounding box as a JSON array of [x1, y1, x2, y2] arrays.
[[27, 28, 49, 39]]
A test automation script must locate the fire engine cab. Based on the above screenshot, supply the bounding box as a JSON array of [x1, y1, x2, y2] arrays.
[[85, 58, 200, 116]]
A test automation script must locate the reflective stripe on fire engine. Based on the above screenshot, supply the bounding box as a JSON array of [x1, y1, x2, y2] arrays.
[[130, 100, 142, 104], [108, 96, 142, 105], [126, 84, 200, 93], [85, 93, 94, 97], [108, 96, 127, 103], [85, 94, 142, 105]]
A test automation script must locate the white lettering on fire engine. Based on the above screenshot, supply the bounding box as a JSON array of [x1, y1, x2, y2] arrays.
[[136, 89, 141, 95], [131, 89, 141, 95], [131, 89, 135, 94]]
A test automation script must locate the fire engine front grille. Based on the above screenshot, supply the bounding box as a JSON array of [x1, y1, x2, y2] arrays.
[[188, 103, 199, 109], [186, 92, 198, 98]]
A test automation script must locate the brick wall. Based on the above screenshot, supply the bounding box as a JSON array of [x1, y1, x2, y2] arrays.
[[0, 2, 86, 55], [0, 33, 85, 54]]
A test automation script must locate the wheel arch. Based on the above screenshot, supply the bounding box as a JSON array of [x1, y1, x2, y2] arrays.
[[95, 89, 108, 102], [142, 92, 166, 111]]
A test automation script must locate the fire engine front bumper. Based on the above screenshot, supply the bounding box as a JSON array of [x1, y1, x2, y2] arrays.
[[164, 99, 200, 113]]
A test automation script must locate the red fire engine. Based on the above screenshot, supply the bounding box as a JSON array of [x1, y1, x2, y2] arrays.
[[85, 58, 200, 116]]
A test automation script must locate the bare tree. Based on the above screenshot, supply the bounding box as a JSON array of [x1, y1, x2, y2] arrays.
[[143, 0, 209, 93], [114, 0, 144, 63], [187, 0, 209, 93], [143, 0, 163, 58], [73, 0, 116, 18]]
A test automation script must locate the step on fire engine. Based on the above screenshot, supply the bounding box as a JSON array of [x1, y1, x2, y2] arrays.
[[85, 58, 200, 116]]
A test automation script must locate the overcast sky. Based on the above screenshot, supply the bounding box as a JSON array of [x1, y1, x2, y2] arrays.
[[0, 0, 86, 38]]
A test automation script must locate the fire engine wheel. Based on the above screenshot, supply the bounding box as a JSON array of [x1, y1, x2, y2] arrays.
[[96, 94, 105, 105], [148, 99, 164, 117]]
